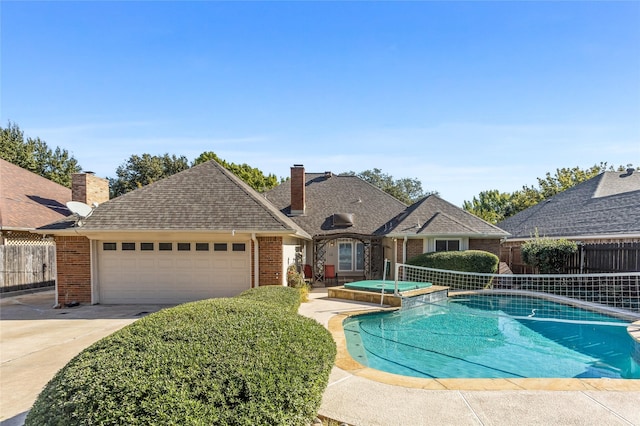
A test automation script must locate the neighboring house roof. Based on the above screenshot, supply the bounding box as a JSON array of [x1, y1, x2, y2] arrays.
[[497, 170, 640, 240], [0, 158, 71, 231], [39, 160, 310, 238], [265, 173, 408, 237], [388, 195, 510, 238]]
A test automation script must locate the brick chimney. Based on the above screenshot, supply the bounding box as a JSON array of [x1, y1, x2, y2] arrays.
[[290, 164, 305, 216], [72, 172, 109, 206]]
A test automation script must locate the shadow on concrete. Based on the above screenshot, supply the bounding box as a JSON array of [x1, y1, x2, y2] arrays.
[[0, 290, 173, 321], [1, 410, 28, 426]]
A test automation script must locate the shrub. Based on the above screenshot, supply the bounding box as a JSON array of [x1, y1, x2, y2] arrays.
[[26, 295, 336, 426], [521, 237, 577, 274], [237, 285, 302, 314], [406, 250, 499, 274]]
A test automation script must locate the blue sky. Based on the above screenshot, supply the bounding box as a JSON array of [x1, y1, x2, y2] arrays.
[[2, 1, 639, 206]]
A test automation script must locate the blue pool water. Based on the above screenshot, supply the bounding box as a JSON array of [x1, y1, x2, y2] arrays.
[[343, 294, 640, 379]]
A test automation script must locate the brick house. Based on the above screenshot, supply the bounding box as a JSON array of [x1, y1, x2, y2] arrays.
[[1, 159, 83, 290], [266, 165, 509, 285], [38, 161, 507, 305]]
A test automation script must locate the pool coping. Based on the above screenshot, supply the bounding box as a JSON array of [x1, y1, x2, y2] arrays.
[[329, 302, 640, 391]]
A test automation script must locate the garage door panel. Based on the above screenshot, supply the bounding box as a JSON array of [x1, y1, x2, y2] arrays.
[[98, 241, 250, 304], [230, 259, 247, 268]]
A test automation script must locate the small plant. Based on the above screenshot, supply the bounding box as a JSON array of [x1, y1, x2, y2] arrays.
[[287, 264, 310, 302]]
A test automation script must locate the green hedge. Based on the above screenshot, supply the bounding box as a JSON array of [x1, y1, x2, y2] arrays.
[[407, 250, 499, 274], [26, 291, 336, 425], [237, 285, 302, 314], [521, 237, 577, 274]]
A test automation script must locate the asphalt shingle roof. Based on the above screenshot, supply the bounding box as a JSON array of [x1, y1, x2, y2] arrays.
[[265, 173, 408, 237], [389, 195, 510, 237], [497, 170, 640, 239], [40, 160, 310, 237], [0, 159, 71, 230]]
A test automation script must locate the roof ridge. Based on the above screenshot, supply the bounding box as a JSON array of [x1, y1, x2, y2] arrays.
[[211, 161, 310, 237]]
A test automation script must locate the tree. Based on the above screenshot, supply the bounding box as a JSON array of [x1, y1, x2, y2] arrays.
[[109, 153, 190, 198], [193, 151, 280, 192], [1, 121, 82, 187], [462, 190, 514, 224], [344, 168, 437, 205], [536, 163, 617, 199], [464, 163, 636, 224]]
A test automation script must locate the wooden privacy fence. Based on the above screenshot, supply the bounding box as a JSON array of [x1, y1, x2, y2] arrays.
[[566, 243, 640, 274], [0, 245, 56, 292], [502, 242, 640, 274]]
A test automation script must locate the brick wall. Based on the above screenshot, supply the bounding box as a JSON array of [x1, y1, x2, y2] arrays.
[[55, 236, 92, 304], [406, 239, 423, 261], [72, 173, 109, 206], [469, 238, 501, 257], [258, 236, 283, 286]]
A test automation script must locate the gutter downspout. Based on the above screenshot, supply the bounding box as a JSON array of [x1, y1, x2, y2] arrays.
[[393, 238, 397, 276], [252, 233, 259, 288], [403, 236, 408, 264]]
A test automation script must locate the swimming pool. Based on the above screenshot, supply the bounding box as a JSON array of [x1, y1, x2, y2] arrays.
[[343, 293, 640, 379]]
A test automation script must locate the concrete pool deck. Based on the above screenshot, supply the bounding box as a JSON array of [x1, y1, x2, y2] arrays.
[[299, 288, 640, 426]]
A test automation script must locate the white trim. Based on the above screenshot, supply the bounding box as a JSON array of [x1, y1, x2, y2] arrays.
[[336, 239, 365, 273], [434, 238, 463, 252], [91, 240, 99, 305], [504, 234, 640, 243], [34, 228, 312, 240], [252, 233, 259, 288]]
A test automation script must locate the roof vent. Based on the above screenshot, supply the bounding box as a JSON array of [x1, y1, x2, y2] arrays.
[[324, 171, 333, 179], [333, 213, 354, 227]]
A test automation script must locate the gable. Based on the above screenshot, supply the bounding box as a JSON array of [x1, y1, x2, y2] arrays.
[[39, 160, 309, 237], [390, 195, 509, 237]]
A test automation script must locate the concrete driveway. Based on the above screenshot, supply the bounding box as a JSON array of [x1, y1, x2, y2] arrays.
[[0, 290, 172, 426]]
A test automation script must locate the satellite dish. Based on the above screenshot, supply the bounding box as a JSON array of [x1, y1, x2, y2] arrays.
[[66, 201, 94, 218]]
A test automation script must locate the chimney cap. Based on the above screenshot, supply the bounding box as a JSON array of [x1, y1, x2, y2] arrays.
[[293, 164, 304, 168]]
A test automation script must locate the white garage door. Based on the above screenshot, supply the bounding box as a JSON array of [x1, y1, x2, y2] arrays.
[[97, 241, 250, 304]]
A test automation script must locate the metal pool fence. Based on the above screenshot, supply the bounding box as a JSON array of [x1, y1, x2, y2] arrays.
[[395, 263, 640, 313]]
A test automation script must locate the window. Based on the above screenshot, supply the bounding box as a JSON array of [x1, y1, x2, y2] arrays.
[[195, 243, 209, 251], [232, 243, 246, 252], [103, 242, 116, 251], [435, 239, 460, 252], [338, 240, 364, 272], [214, 243, 227, 251], [140, 243, 154, 251], [159, 242, 173, 251], [177, 243, 191, 251], [122, 242, 135, 251]]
